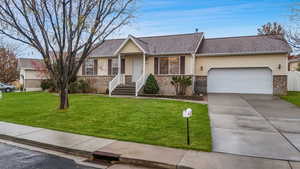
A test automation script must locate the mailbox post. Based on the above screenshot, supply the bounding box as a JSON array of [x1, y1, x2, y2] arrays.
[[183, 108, 192, 145]]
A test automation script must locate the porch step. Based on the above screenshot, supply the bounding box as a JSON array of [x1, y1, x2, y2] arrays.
[[111, 83, 136, 96], [111, 91, 135, 95], [118, 84, 135, 88]]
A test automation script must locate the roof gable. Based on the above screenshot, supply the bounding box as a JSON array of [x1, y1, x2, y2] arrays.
[[119, 39, 142, 53], [114, 35, 145, 55]]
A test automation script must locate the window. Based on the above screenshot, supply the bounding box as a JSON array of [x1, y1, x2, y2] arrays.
[[85, 59, 94, 75], [156, 56, 185, 75], [112, 58, 119, 75], [169, 57, 179, 74], [83, 59, 97, 75], [108, 58, 120, 75], [159, 57, 169, 74]]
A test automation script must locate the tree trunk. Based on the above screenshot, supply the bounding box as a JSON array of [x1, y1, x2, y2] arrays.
[[59, 88, 69, 109]]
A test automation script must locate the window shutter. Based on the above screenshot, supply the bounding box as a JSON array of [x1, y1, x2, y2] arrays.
[[180, 56, 185, 74], [94, 59, 98, 75], [121, 58, 125, 74], [154, 57, 159, 74], [82, 61, 86, 75], [108, 59, 112, 75]]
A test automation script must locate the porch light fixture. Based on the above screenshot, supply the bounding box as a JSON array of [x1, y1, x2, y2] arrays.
[[278, 64, 281, 70]]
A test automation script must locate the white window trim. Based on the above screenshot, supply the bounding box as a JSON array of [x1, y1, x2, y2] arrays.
[[158, 56, 183, 75], [85, 59, 97, 76], [111, 58, 119, 75]]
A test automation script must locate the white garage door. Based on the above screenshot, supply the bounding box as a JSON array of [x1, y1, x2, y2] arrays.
[[208, 68, 273, 94]]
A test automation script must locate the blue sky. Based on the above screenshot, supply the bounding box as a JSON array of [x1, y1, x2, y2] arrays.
[[19, 0, 297, 58], [120, 0, 297, 38]]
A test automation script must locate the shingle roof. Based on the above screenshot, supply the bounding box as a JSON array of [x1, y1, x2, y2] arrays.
[[89, 39, 124, 57], [197, 35, 291, 56], [18, 58, 45, 70], [89, 33, 203, 57]]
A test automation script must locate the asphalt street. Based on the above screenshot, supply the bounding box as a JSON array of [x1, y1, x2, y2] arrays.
[[0, 143, 100, 169]]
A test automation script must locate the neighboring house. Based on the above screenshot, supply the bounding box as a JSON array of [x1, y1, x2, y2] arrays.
[[18, 58, 47, 91], [78, 32, 291, 96], [289, 55, 300, 71]]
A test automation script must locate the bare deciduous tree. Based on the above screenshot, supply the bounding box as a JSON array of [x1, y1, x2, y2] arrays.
[[0, 47, 18, 84], [0, 0, 135, 109], [257, 22, 285, 36], [286, 3, 300, 51]]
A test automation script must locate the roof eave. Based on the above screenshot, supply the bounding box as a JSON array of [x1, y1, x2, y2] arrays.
[[196, 51, 290, 57], [90, 52, 194, 58]]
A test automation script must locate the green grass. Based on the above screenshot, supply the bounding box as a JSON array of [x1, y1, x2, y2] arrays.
[[0, 92, 211, 151], [281, 91, 300, 107]]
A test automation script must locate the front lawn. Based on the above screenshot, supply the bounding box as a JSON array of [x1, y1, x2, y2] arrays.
[[0, 92, 211, 151], [281, 91, 300, 107]]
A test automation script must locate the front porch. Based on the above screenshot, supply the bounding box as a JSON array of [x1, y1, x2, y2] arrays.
[[109, 36, 148, 96]]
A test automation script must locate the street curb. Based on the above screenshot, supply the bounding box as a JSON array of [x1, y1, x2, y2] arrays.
[[0, 134, 92, 158], [92, 150, 180, 169], [120, 157, 177, 169], [0, 134, 189, 169]]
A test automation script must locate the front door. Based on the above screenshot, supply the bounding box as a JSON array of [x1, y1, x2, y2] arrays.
[[132, 56, 143, 82]]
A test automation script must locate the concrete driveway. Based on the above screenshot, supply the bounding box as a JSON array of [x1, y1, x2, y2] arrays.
[[208, 94, 300, 161]]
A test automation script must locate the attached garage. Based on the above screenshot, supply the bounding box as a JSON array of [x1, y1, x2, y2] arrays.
[[207, 68, 273, 94], [195, 35, 291, 95]]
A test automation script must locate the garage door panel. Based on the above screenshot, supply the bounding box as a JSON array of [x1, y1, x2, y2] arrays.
[[208, 68, 273, 94]]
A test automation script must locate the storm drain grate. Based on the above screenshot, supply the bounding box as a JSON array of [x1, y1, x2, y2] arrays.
[[91, 151, 120, 164]]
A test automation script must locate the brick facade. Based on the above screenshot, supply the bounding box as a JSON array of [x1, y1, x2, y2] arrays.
[[154, 75, 193, 96], [194, 76, 207, 94], [79, 76, 114, 93], [273, 75, 287, 95]]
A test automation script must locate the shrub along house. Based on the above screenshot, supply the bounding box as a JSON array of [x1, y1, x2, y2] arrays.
[[78, 32, 291, 96]]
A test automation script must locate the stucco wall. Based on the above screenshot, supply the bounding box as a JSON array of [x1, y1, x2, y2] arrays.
[[146, 56, 154, 74], [195, 53, 288, 76], [120, 40, 142, 53], [289, 62, 300, 71]]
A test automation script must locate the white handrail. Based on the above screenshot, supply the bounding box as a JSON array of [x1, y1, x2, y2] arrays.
[[109, 74, 125, 96], [135, 74, 149, 96]]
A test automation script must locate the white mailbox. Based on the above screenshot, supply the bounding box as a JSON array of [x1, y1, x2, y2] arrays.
[[182, 108, 192, 118]]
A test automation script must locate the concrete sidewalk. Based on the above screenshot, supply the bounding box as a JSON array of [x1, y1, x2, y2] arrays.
[[0, 121, 298, 169]]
